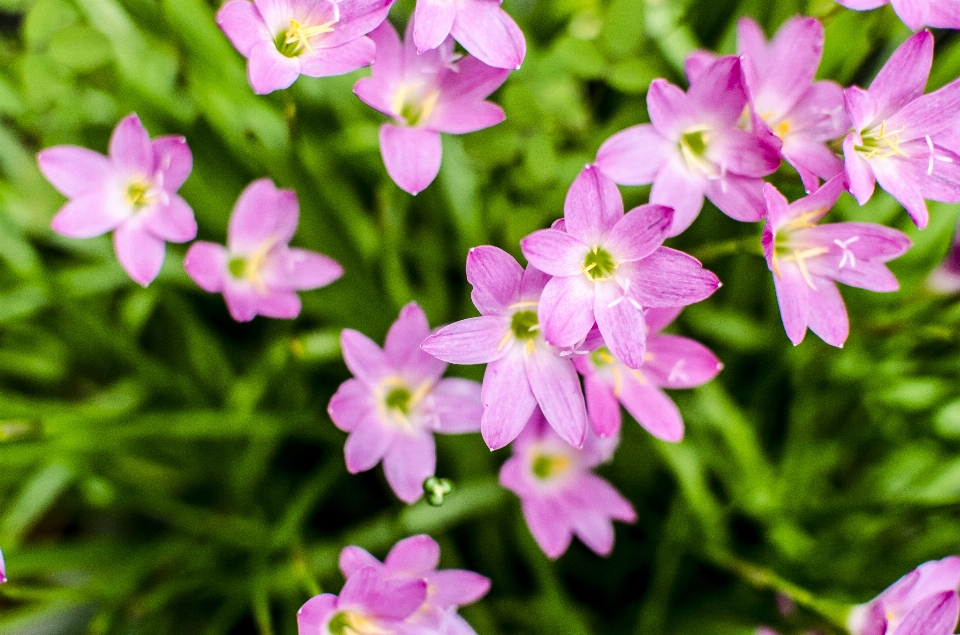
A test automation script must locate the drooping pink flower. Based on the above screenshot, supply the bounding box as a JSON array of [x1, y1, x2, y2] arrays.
[[848, 557, 960, 635], [595, 57, 781, 236], [836, 0, 960, 30], [499, 409, 635, 559], [687, 17, 849, 192], [353, 19, 509, 195], [573, 308, 721, 440], [411, 0, 525, 70], [297, 565, 427, 635], [421, 246, 589, 450], [216, 0, 392, 94], [184, 178, 343, 322], [520, 165, 720, 368], [842, 30, 960, 229], [338, 535, 490, 633], [328, 302, 483, 503], [762, 176, 911, 348], [37, 113, 197, 287]]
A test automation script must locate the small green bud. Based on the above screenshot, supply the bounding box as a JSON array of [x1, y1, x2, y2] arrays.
[[423, 476, 454, 507]]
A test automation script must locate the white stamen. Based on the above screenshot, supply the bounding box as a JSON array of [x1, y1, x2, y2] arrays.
[[834, 236, 859, 269], [927, 135, 935, 176], [667, 359, 689, 384]]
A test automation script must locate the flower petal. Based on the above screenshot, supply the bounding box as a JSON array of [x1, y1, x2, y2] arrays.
[[584, 370, 622, 438], [152, 136, 193, 192], [427, 569, 491, 607], [421, 316, 507, 364], [222, 282, 261, 321], [51, 194, 127, 238], [114, 219, 165, 286], [594, 282, 647, 369], [806, 278, 849, 348], [37, 146, 112, 198], [383, 432, 435, 503], [450, 0, 526, 70], [429, 100, 505, 134], [627, 248, 721, 308], [520, 497, 573, 559], [248, 40, 301, 94], [413, 0, 456, 52], [142, 195, 197, 243], [563, 165, 624, 244], [644, 334, 722, 388], [380, 124, 442, 195], [228, 178, 299, 253], [467, 245, 522, 315], [617, 378, 684, 442], [328, 378, 375, 432], [520, 229, 587, 277], [772, 263, 810, 346], [384, 302, 442, 375], [688, 56, 748, 128], [871, 156, 929, 228], [339, 546, 381, 578], [650, 159, 706, 236], [537, 274, 597, 348], [344, 416, 393, 473], [844, 133, 877, 204], [385, 534, 440, 573], [109, 114, 154, 175], [255, 289, 302, 319], [595, 124, 671, 186], [703, 174, 768, 223], [868, 30, 933, 122], [184, 241, 228, 292], [216, 0, 271, 57], [525, 351, 588, 448], [892, 591, 960, 635], [341, 328, 388, 385], [262, 247, 343, 290], [604, 204, 672, 262], [647, 79, 696, 139], [430, 378, 483, 433], [481, 353, 537, 450], [299, 37, 377, 77], [438, 55, 510, 102]]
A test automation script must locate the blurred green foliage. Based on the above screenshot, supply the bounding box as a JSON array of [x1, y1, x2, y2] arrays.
[[0, 0, 959, 633]]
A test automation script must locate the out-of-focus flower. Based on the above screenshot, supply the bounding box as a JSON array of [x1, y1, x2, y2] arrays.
[[595, 57, 781, 236], [354, 19, 509, 195], [411, 0, 525, 69], [520, 165, 720, 368], [928, 225, 960, 293], [0, 547, 6, 583], [329, 302, 483, 503], [297, 565, 427, 635], [38, 113, 197, 287], [762, 176, 911, 347], [421, 247, 589, 450], [687, 17, 849, 192], [338, 534, 490, 634], [573, 308, 722, 440], [836, 0, 960, 30], [184, 178, 343, 322], [842, 30, 960, 229], [499, 409, 635, 559], [848, 556, 960, 635], [217, 0, 392, 94]]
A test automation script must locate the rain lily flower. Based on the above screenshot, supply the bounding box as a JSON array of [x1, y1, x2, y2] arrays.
[[595, 56, 781, 236], [297, 565, 427, 635], [184, 178, 343, 322], [328, 302, 483, 503], [37, 113, 197, 287], [216, 0, 393, 94], [573, 308, 722, 440], [686, 17, 849, 192], [411, 0, 525, 70], [836, 0, 960, 30], [421, 246, 589, 450], [338, 534, 490, 633], [848, 556, 960, 635], [499, 409, 636, 559], [842, 30, 960, 229], [354, 19, 510, 195], [928, 225, 960, 293], [520, 165, 720, 368], [762, 176, 911, 348]]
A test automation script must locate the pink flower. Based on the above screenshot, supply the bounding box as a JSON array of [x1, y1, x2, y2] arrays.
[[421, 247, 589, 450], [328, 302, 483, 503], [0, 547, 6, 584], [216, 0, 392, 94], [338, 535, 490, 633], [687, 17, 849, 192], [762, 176, 911, 348], [848, 557, 960, 635], [499, 409, 636, 559], [928, 223, 960, 293], [37, 113, 197, 287], [297, 566, 427, 635], [520, 165, 720, 369], [184, 178, 343, 322], [842, 30, 960, 229], [354, 19, 509, 195], [411, 0, 525, 70], [836, 0, 960, 30], [573, 307, 722, 440], [595, 57, 781, 236]]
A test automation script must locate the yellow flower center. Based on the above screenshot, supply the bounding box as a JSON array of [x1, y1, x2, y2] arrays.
[[275, 17, 337, 57]]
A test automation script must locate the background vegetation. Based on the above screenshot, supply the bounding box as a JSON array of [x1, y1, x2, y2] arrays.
[[0, 0, 959, 633]]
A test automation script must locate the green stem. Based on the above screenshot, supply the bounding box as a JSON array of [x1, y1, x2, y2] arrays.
[[704, 549, 851, 631]]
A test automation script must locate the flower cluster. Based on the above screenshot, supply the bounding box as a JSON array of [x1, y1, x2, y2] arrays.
[[297, 535, 489, 635]]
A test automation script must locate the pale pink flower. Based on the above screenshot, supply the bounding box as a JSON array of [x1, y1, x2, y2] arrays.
[[37, 113, 197, 286], [411, 0, 525, 69], [836, 0, 960, 30], [184, 178, 343, 322], [499, 409, 635, 559], [329, 302, 483, 503], [573, 308, 722, 440], [217, 0, 393, 94], [354, 19, 509, 194]]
